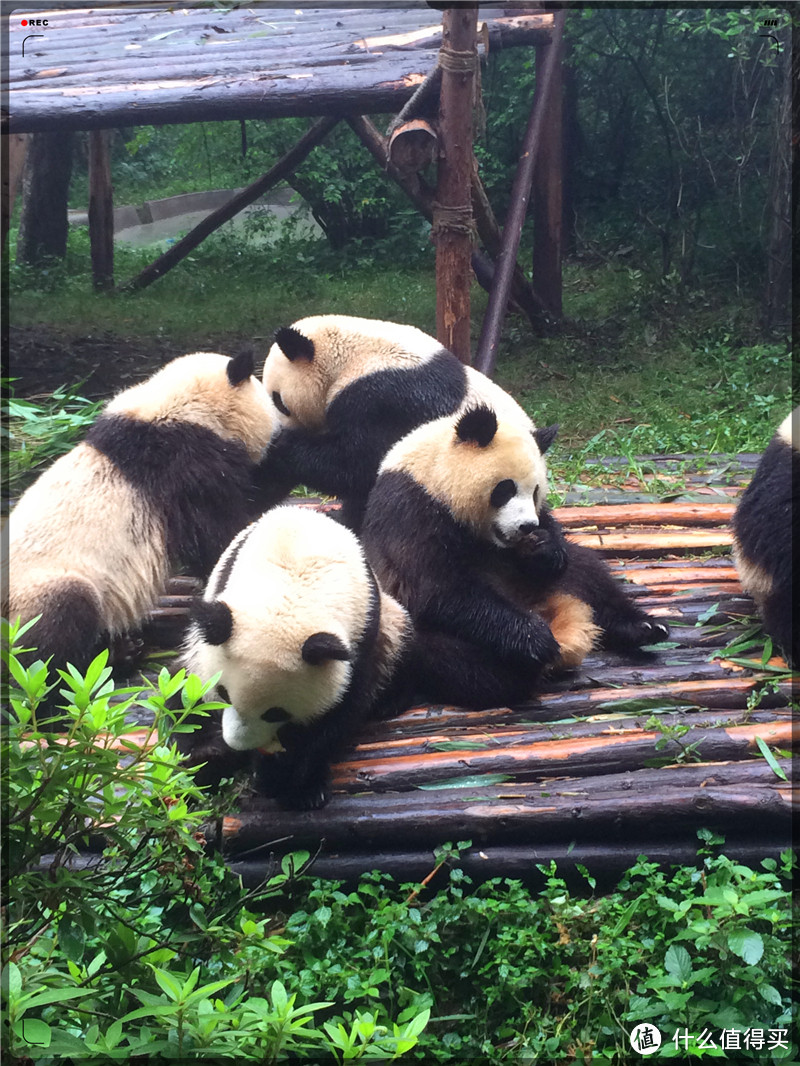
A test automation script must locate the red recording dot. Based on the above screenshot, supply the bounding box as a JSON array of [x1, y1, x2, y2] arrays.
[[21, 19, 28, 25]]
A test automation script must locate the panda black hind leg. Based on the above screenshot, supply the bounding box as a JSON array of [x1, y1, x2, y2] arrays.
[[562, 542, 670, 650]]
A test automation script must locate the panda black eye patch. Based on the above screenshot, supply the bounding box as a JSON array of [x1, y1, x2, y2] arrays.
[[272, 391, 292, 417], [490, 479, 517, 509]]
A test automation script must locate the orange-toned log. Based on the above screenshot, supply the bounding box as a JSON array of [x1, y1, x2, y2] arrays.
[[329, 720, 795, 792], [221, 760, 791, 853], [615, 566, 739, 586], [553, 502, 735, 528], [348, 707, 783, 761], [567, 531, 733, 553]]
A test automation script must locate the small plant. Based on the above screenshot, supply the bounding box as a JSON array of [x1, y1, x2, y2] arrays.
[[1, 622, 430, 1062], [4, 381, 103, 500]]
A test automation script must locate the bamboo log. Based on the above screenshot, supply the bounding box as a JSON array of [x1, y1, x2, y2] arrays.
[[221, 771, 792, 852], [347, 708, 784, 762], [567, 530, 733, 553], [227, 836, 790, 887], [328, 720, 794, 793], [552, 502, 735, 527], [122, 116, 339, 291]]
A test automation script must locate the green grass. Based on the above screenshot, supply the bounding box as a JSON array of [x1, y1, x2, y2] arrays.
[[8, 224, 793, 469]]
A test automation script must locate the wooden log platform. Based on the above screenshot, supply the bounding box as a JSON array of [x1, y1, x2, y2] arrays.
[[123, 496, 796, 885]]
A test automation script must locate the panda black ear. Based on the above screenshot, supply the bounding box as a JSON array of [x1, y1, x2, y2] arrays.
[[456, 405, 497, 448], [227, 350, 255, 387], [191, 599, 233, 646], [302, 632, 352, 665], [533, 424, 559, 455], [274, 326, 315, 363]]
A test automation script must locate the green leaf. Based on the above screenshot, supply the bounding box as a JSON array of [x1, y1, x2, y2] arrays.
[[15, 1018, 52, 1049], [664, 944, 693, 983], [758, 983, 783, 1007], [727, 928, 764, 965], [754, 736, 787, 780], [417, 773, 512, 790], [59, 918, 86, 963]]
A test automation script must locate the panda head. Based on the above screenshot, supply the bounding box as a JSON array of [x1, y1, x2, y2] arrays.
[[263, 314, 445, 432], [106, 350, 275, 460], [385, 404, 557, 548], [189, 596, 356, 753]]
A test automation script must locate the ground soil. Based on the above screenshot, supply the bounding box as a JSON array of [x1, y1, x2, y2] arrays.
[[7, 324, 255, 399]]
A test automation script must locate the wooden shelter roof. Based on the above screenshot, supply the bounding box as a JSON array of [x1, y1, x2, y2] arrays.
[[4, 4, 553, 133]]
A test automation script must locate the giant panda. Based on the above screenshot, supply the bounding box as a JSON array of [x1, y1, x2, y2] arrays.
[[361, 405, 670, 709], [180, 504, 413, 810], [5, 351, 275, 702], [258, 313, 536, 529], [731, 408, 797, 666]]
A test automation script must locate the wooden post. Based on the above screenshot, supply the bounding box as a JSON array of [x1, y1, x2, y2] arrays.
[[15, 130, 73, 265], [88, 130, 114, 291], [532, 29, 564, 317], [2, 133, 29, 250], [434, 5, 479, 364], [473, 10, 566, 376]]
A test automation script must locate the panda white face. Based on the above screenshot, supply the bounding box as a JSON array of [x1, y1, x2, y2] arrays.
[[489, 477, 543, 547], [382, 405, 557, 548], [183, 506, 374, 753]]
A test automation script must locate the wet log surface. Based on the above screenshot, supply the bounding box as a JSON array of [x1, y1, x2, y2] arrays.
[[116, 488, 797, 881], [5, 7, 553, 133]]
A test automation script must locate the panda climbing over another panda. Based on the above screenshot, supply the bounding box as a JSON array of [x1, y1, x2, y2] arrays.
[[180, 505, 413, 810], [5, 352, 275, 699], [732, 408, 797, 667], [361, 405, 670, 710], [258, 313, 537, 529]]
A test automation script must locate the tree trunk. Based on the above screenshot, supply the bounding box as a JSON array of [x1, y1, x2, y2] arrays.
[[88, 130, 114, 291], [532, 31, 564, 317], [762, 30, 791, 331], [16, 130, 73, 265]]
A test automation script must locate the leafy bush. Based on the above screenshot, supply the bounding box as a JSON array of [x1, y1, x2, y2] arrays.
[[4, 383, 103, 501], [1, 622, 430, 1062]]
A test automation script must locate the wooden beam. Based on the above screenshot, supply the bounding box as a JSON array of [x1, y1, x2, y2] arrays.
[[121, 116, 339, 292], [474, 10, 566, 375], [434, 5, 479, 363], [532, 30, 564, 316], [88, 130, 114, 291]]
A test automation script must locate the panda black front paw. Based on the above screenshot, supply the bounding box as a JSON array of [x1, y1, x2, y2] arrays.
[[512, 527, 568, 579], [604, 616, 670, 650], [504, 616, 561, 671], [277, 781, 330, 811]]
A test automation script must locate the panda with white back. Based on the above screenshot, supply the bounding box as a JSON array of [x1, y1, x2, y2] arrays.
[[5, 351, 275, 705], [731, 408, 797, 666], [361, 405, 670, 709], [258, 313, 537, 528], [180, 505, 413, 810]]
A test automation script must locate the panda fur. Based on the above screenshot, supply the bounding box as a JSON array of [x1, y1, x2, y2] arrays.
[[258, 314, 535, 529], [5, 352, 275, 699], [361, 405, 670, 710], [731, 408, 797, 666], [180, 505, 413, 810]]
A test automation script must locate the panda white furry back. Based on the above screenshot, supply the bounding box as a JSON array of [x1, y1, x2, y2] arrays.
[[5, 351, 275, 705], [180, 505, 413, 810]]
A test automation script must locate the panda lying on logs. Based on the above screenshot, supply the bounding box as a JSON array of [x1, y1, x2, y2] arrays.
[[258, 314, 536, 529], [5, 352, 275, 705], [361, 405, 670, 710], [180, 505, 413, 810], [732, 408, 797, 667]]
